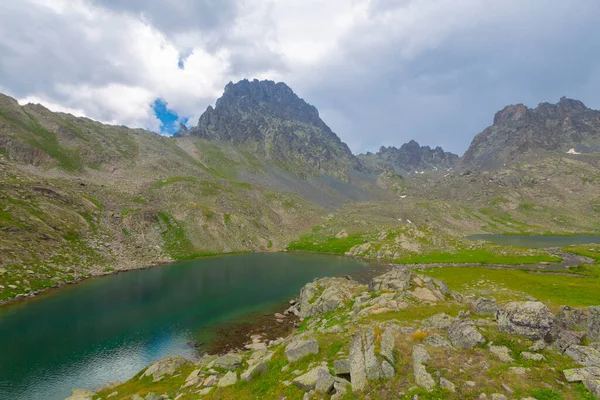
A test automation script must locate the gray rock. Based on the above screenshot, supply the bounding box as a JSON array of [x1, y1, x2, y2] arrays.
[[448, 320, 486, 349], [422, 313, 455, 330], [589, 306, 600, 341], [213, 353, 243, 370], [65, 389, 94, 400], [521, 352, 546, 361], [470, 297, 499, 316], [371, 268, 412, 292], [529, 339, 547, 351], [381, 360, 395, 379], [285, 338, 319, 362], [380, 325, 397, 364], [349, 332, 368, 391], [334, 359, 350, 376], [217, 371, 238, 387], [555, 305, 586, 331], [293, 367, 328, 392], [241, 359, 268, 381], [497, 302, 554, 339], [298, 278, 365, 318], [140, 356, 192, 382], [333, 379, 350, 396], [591, 342, 600, 351], [508, 367, 530, 376], [144, 394, 160, 400], [563, 367, 600, 382], [413, 345, 435, 390], [315, 368, 335, 393], [439, 377, 456, 392], [489, 345, 514, 362], [565, 345, 600, 367], [584, 379, 600, 398], [423, 333, 453, 348], [554, 330, 585, 353], [491, 394, 507, 400]]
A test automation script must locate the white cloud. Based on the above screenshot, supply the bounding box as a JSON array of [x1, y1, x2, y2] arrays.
[[1, 0, 600, 153]]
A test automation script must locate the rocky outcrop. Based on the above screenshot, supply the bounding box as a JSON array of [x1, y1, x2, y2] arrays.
[[497, 301, 554, 339], [297, 277, 366, 318], [565, 345, 600, 367], [448, 320, 486, 349], [589, 306, 600, 341], [470, 297, 499, 316], [240, 359, 268, 381], [349, 327, 397, 391], [412, 344, 436, 390], [371, 268, 412, 291]]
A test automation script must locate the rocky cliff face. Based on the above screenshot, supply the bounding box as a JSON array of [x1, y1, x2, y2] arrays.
[[359, 140, 458, 174], [181, 79, 361, 179], [463, 97, 600, 167]]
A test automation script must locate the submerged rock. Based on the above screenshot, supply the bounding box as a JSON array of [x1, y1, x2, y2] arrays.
[[497, 301, 554, 339]]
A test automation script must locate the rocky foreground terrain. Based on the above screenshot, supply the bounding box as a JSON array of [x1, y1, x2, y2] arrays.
[[73, 267, 600, 400]]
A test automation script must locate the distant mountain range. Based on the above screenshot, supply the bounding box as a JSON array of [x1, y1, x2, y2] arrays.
[[1, 79, 600, 304]]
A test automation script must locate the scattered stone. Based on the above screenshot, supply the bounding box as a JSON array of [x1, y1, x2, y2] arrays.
[[554, 330, 585, 353], [202, 375, 216, 387], [521, 351, 546, 361], [213, 353, 243, 370], [529, 339, 547, 351], [107, 392, 118, 398], [448, 320, 486, 349], [508, 367, 530, 376], [489, 345, 514, 363], [422, 313, 454, 330], [144, 393, 160, 400], [470, 297, 499, 316], [245, 342, 267, 351], [285, 338, 319, 362], [411, 287, 440, 302], [564, 345, 600, 367], [140, 356, 192, 382], [183, 369, 200, 388], [315, 368, 335, 393], [241, 359, 268, 381], [413, 345, 436, 390], [423, 333, 453, 349], [198, 387, 213, 396], [439, 377, 456, 392], [293, 367, 329, 392], [465, 381, 476, 388], [334, 359, 350, 376], [563, 367, 600, 382], [381, 360, 394, 379], [491, 394, 507, 400], [501, 383, 514, 394], [217, 371, 238, 387], [497, 302, 554, 339], [65, 389, 94, 400]]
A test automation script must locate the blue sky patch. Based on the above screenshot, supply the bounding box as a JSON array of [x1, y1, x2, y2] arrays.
[[151, 98, 187, 135]]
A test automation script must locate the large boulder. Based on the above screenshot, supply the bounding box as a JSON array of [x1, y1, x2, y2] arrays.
[[140, 356, 192, 382], [589, 306, 600, 341], [298, 277, 365, 318], [422, 313, 455, 330], [555, 306, 587, 331], [285, 338, 319, 362], [497, 302, 554, 339], [217, 371, 238, 387], [448, 320, 486, 349], [371, 268, 412, 292], [349, 327, 395, 391]]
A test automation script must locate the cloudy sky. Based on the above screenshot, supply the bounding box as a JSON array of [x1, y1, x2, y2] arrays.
[[1, 0, 600, 155]]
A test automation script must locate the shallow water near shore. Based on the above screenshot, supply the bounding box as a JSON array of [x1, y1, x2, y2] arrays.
[[0, 253, 376, 400], [467, 234, 600, 248]]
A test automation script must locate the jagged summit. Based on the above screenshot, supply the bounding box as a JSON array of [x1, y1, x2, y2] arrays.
[[359, 140, 458, 174], [464, 97, 600, 167], [180, 79, 361, 178]]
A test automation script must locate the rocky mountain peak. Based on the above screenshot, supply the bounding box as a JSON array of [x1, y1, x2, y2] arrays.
[[360, 140, 458, 174], [464, 97, 600, 167], [182, 79, 361, 178]]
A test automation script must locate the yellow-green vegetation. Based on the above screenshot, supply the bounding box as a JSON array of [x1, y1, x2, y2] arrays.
[[421, 266, 600, 308], [563, 244, 600, 261]]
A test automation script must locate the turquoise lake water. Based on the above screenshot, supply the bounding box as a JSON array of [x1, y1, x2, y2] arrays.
[[0, 253, 375, 400]]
